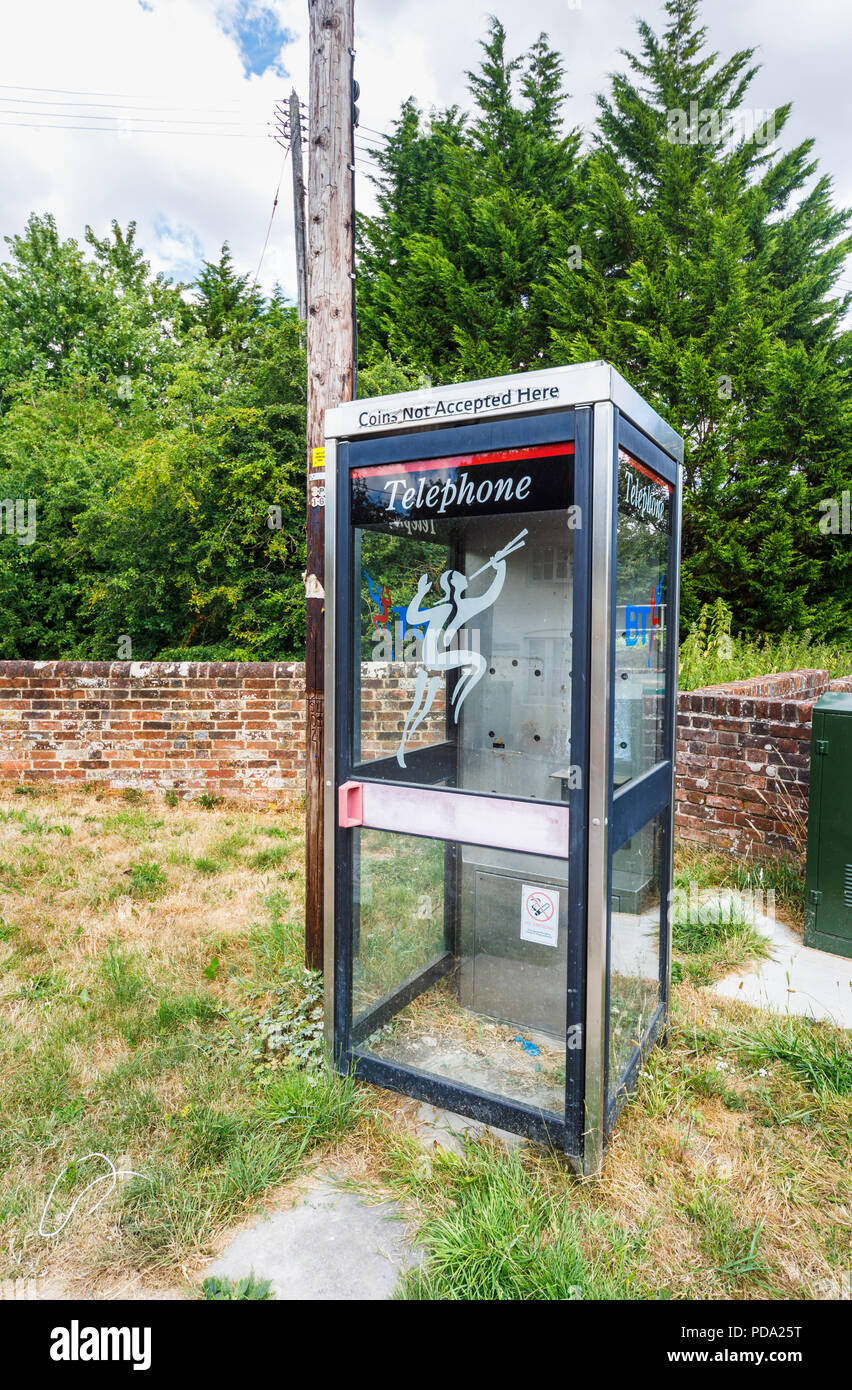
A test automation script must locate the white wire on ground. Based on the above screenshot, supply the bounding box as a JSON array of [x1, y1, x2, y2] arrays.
[[39, 1152, 149, 1238]]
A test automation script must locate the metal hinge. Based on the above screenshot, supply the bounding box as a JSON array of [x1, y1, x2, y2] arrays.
[[815, 739, 829, 755], [809, 889, 823, 906]]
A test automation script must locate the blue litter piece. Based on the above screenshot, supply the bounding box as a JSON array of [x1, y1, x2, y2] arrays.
[[514, 1035, 541, 1057]]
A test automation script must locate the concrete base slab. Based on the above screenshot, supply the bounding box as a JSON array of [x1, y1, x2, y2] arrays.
[[412, 1102, 526, 1157], [711, 894, 852, 1028], [205, 1181, 423, 1300]]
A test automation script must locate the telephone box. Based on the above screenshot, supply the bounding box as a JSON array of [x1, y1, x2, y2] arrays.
[[321, 362, 683, 1174]]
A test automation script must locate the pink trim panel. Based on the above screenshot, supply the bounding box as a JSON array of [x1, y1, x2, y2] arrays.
[[357, 782, 569, 857]]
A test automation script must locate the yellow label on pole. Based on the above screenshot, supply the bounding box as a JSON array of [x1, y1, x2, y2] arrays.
[[311, 447, 326, 469]]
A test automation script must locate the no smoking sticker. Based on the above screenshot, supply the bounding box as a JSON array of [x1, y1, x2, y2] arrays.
[[520, 884, 559, 947]]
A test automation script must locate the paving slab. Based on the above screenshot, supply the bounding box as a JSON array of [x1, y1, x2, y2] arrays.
[[205, 1181, 423, 1300], [710, 893, 852, 1028]]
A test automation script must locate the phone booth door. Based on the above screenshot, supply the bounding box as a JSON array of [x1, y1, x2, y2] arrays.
[[328, 413, 590, 1153]]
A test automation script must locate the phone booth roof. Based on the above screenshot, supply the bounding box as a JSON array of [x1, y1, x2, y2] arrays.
[[325, 360, 683, 462]]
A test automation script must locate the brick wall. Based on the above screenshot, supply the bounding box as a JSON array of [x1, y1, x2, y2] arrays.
[[0, 661, 306, 803], [0, 660, 442, 805], [1, 660, 849, 856], [360, 662, 446, 760], [675, 669, 852, 857]]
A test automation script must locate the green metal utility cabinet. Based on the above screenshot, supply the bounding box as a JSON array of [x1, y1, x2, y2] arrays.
[[805, 692, 852, 959]]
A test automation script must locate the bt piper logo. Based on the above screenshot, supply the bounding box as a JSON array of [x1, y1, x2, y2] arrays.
[[396, 530, 528, 767], [50, 1320, 151, 1372], [625, 575, 665, 666]]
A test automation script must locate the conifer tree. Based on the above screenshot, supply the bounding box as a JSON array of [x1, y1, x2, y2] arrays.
[[359, 4, 852, 637], [358, 17, 582, 381], [543, 0, 852, 635]]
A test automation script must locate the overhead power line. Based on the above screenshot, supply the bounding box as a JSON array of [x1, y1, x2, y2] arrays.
[[0, 118, 268, 138], [0, 94, 247, 115], [0, 107, 267, 129], [0, 81, 242, 107], [252, 142, 291, 290]]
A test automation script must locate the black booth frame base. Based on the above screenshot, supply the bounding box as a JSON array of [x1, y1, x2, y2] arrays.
[[342, 1049, 582, 1168], [341, 994, 669, 1175]]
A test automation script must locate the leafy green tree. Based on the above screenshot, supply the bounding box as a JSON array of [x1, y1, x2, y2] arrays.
[[544, 0, 852, 636], [358, 17, 583, 381], [79, 302, 307, 661], [0, 221, 307, 660], [0, 214, 182, 409], [360, 4, 852, 640], [182, 243, 266, 347]]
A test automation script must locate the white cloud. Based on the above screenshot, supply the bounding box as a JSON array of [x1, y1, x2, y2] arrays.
[[0, 0, 849, 307], [0, 0, 305, 296]]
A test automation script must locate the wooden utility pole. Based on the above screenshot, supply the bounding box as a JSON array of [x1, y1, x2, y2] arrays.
[[305, 0, 355, 969], [289, 90, 308, 322]]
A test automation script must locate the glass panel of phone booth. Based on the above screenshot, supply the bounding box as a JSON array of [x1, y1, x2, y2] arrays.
[[607, 813, 665, 1105], [347, 441, 577, 1115], [352, 827, 573, 1118], [351, 444, 576, 805], [608, 443, 675, 1111], [612, 450, 672, 791]]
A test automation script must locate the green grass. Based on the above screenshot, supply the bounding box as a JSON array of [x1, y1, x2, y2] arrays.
[[729, 857, 805, 929], [674, 838, 805, 941], [684, 1189, 772, 1290], [0, 808, 47, 834], [101, 809, 166, 841], [670, 864, 773, 986], [116, 1064, 365, 1272], [101, 941, 147, 1007], [249, 846, 291, 872], [201, 1272, 273, 1300], [127, 860, 168, 899], [679, 599, 852, 691], [259, 1066, 364, 1157], [190, 831, 253, 878], [671, 911, 771, 988], [387, 1139, 652, 1301], [727, 1016, 852, 1098]]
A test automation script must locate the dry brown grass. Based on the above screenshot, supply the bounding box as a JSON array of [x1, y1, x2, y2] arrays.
[[0, 780, 315, 1296], [582, 986, 850, 1298], [0, 785, 848, 1301]]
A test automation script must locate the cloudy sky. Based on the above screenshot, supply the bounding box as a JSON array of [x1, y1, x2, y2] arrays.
[[1, 0, 851, 302]]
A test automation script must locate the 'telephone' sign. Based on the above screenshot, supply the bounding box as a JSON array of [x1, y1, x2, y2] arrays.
[[351, 443, 574, 526], [618, 448, 672, 528]]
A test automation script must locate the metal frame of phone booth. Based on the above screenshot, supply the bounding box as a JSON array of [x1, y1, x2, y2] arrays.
[[321, 362, 683, 1175]]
